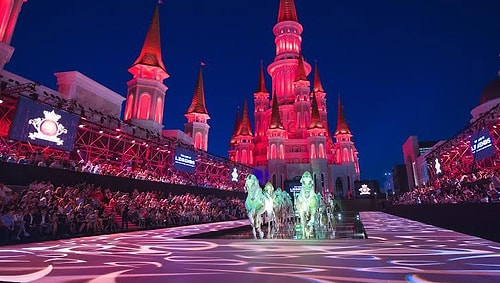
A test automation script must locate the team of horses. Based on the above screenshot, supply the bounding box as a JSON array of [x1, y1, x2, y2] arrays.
[[244, 171, 340, 239]]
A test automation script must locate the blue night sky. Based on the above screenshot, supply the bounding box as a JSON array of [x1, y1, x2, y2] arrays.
[[7, 0, 500, 181]]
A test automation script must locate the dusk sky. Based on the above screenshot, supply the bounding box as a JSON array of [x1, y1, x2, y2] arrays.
[[7, 0, 500, 181]]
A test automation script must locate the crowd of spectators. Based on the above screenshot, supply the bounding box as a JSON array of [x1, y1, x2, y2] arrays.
[[0, 180, 246, 245], [392, 169, 500, 205], [0, 146, 247, 192]]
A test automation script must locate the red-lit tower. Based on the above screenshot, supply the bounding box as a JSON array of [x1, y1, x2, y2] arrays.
[[230, 99, 254, 165], [268, 0, 311, 107], [124, 6, 169, 134], [267, 92, 287, 187], [185, 67, 210, 151], [293, 55, 311, 139], [253, 62, 270, 166], [229, 0, 360, 195], [0, 0, 27, 69], [308, 93, 328, 191], [334, 96, 360, 179], [313, 61, 328, 129], [228, 108, 241, 162]]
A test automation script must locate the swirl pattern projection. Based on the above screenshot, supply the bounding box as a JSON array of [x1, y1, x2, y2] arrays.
[[0, 213, 499, 282]]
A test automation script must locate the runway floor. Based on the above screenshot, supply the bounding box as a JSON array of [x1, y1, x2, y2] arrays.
[[1, 212, 499, 283]]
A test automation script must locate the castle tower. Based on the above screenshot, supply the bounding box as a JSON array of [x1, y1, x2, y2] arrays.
[[313, 61, 334, 164], [184, 66, 210, 151], [0, 0, 27, 69], [267, 92, 287, 188], [253, 61, 270, 166], [232, 99, 255, 165], [293, 54, 311, 139], [125, 6, 169, 134], [308, 92, 328, 193], [268, 0, 311, 132], [313, 61, 328, 128], [334, 96, 360, 179], [228, 108, 241, 162]]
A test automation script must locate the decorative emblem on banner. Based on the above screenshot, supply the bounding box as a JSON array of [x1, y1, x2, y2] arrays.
[[359, 184, 371, 195], [28, 110, 67, 145]]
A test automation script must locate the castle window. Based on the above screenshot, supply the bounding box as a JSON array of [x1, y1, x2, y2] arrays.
[[125, 94, 134, 120], [155, 97, 163, 123], [310, 144, 316, 159], [138, 93, 151, 120]]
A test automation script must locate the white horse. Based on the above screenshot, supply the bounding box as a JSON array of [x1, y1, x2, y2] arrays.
[[244, 174, 266, 239], [295, 171, 319, 238], [262, 182, 277, 238]]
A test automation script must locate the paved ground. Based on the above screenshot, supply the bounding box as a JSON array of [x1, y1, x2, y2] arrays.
[[0, 212, 499, 283]]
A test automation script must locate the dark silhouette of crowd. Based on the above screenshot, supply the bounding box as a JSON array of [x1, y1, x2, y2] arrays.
[[392, 169, 500, 205]]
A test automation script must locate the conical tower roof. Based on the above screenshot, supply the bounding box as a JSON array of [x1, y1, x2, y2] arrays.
[[186, 67, 209, 115], [269, 91, 284, 129], [295, 55, 308, 82], [313, 61, 325, 93], [309, 93, 324, 129], [335, 96, 352, 135], [132, 6, 168, 73], [278, 0, 298, 22], [255, 61, 268, 93], [229, 108, 241, 145], [237, 99, 253, 136]]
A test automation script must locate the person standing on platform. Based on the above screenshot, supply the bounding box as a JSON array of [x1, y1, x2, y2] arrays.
[[121, 204, 129, 230]]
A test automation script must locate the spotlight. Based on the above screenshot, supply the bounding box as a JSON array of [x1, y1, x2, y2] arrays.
[[0, 98, 3, 104]]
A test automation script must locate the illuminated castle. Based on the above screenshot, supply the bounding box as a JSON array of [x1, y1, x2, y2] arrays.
[[229, 0, 360, 195], [123, 6, 210, 150]]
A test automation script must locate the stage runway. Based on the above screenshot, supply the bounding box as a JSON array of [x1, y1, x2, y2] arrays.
[[1, 212, 499, 283]]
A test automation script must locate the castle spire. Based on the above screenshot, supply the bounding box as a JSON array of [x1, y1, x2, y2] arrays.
[[278, 0, 298, 22], [237, 99, 253, 136], [132, 6, 168, 73], [295, 55, 308, 82], [335, 95, 352, 135], [309, 93, 324, 129], [229, 108, 241, 145], [269, 91, 284, 129], [255, 61, 268, 93], [186, 67, 209, 115], [313, 61, 325, 93]]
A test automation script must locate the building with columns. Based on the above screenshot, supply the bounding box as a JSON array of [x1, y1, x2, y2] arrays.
[[0, 0, 26, 70], [229, 0, 360, 196]]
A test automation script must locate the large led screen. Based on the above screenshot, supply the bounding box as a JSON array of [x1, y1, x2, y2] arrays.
[[470, 128, 495, 161], [9, 97, 79, 152], [173, 147, 196, 173]]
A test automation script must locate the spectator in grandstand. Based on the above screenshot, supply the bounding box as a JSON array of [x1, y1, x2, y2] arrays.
[[121, 203, 129, 230], [12, 208, 30, 240], [0, 209, 15, 240]]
